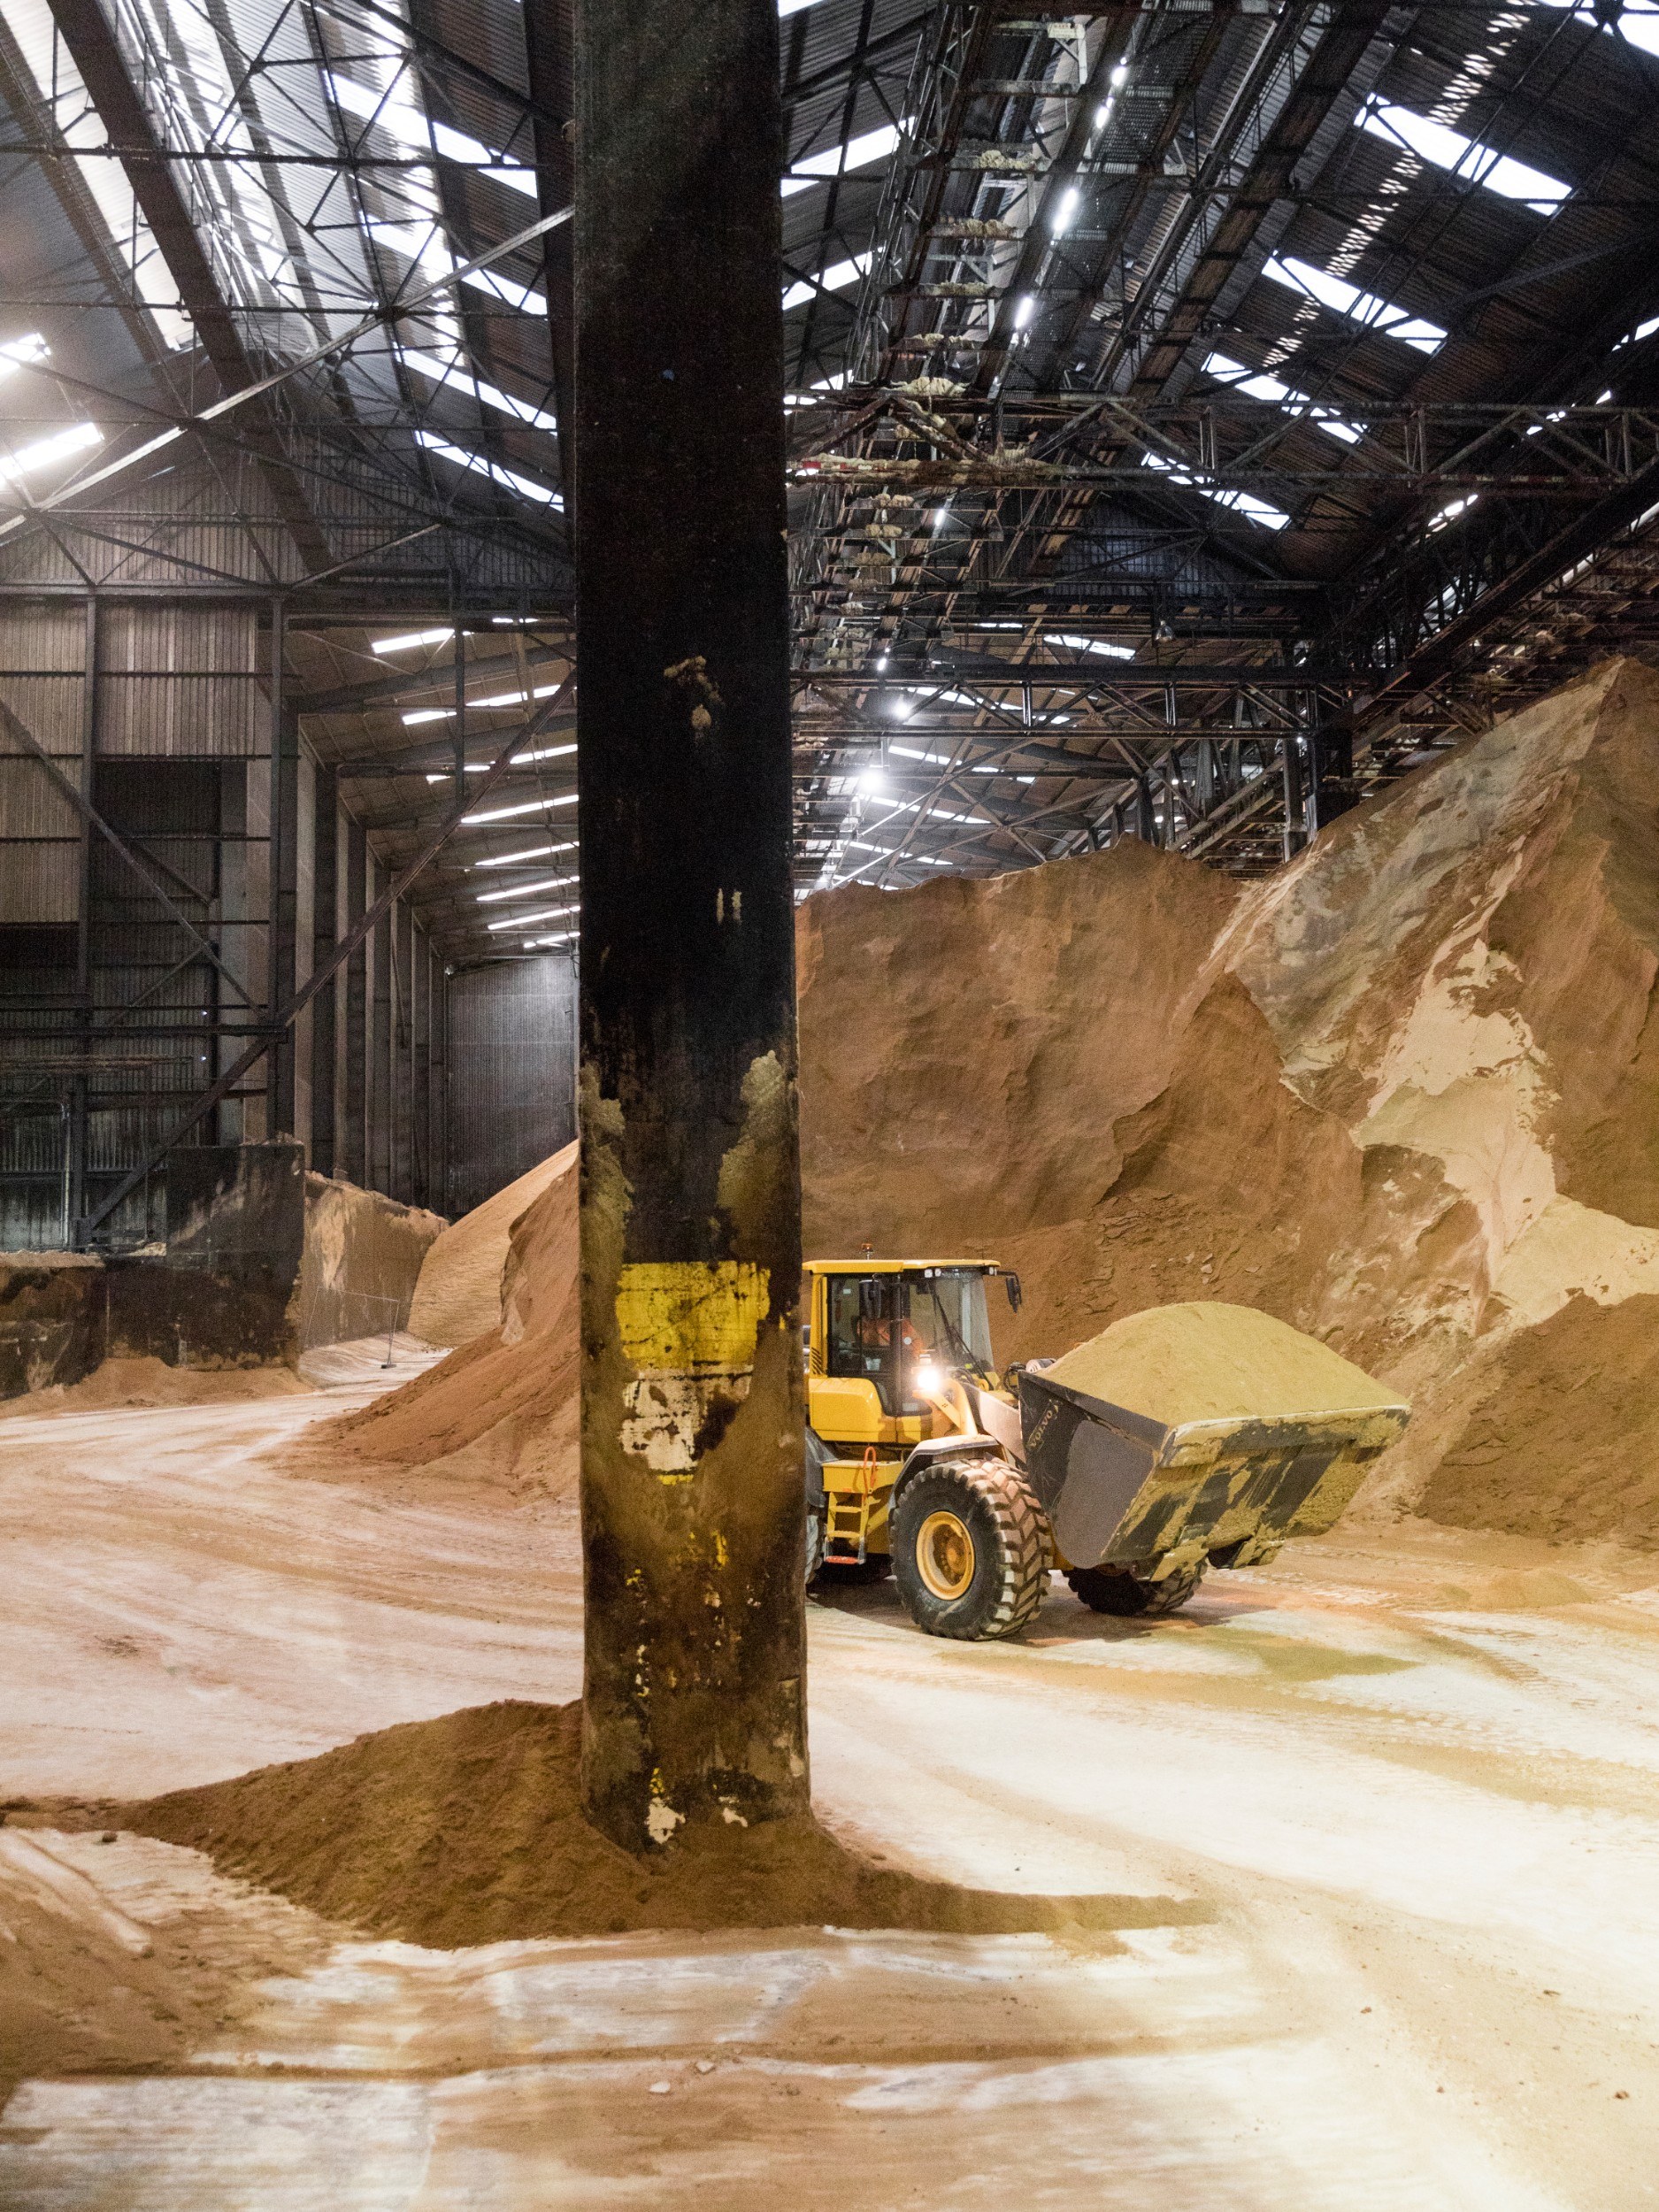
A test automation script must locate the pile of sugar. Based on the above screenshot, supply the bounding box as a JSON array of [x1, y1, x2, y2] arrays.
[[1043, 1302, 1404, 1427]]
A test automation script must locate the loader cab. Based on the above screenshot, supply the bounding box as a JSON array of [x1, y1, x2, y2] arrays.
[[803, 1260, 1018, 1451]]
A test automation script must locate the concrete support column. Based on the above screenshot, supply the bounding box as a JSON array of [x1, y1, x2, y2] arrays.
[[342, 818, 367, 1187], [309, 764, 339, 1178], [430, 943, 448, 1215], [411, 921, 431, 1210], [266, 601, 298, 1139], [370, 869, 393, 1195], [69, 595, 96, 1245], [574, 0, 807, 1852]]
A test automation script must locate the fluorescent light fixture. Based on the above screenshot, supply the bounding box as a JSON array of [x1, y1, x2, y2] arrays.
[[464, 794, 578, 825], [524, 930, 577, 947], [1427, 493, 1478, 532], [1621, 312, 1659, 348], [783, 121, 903, 196], [404, 678, 570, 726], [1203, 350, 1362, 443], [1012, 295, 1036, 330], [415, 431, 562, 510], [0, 421, 103, 484], [779, 0, 823, 14], [402, 350, 558, 432], [1110, 61, 1129, 85], [782, 254, 871, 312], [1050, 185, 1080, 235], [373, 625, 454, 656], [1261, 255, 1446, 353], [1358, 98, 1570, 212], [885, 696, 913, 718], [1044, 633, 1135, 659], [424, 741, 575, 780], [1141, 446, 1291, 530], [476, 873, 577, 903], [488, 902, 576, 932], [328, 73, 537, 195], [474, 841, 577, 868]]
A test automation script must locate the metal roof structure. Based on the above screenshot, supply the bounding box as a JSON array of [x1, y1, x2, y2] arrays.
[[1, 0, 1657, 959]]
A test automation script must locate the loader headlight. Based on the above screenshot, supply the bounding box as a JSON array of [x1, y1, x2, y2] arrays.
[[915, 1360, 941, 1395]]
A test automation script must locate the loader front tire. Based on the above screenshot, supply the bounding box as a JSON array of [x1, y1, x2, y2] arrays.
[[1065, 1561, 1204, 1617], [893, 1458, 1053, 1641]]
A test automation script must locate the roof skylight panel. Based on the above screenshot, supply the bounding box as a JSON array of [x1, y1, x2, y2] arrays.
[[1357, 99, 1571, 212], [370, 226, 546, 314], [1535, 0, 1659, 58], [0, 335, 49, 382], [1044, 634, 1136, 659], [1259, 257, 1447, 353], [1, 4, 191, 348], [783, 121, 906, 196], [415, 432, 563, 508], [1202, 352, 1362, 444], [782, 254, 871, 311], [0, 423, 104, 487], [402, 354, 558, 432], [328, 73, 538, 196], [1140, 449, 1292, 532]]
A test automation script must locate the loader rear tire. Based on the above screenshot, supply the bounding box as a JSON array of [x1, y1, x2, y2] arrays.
[[1066, 1561, 1204, 1617], [893, 1458, 1053, 1641]]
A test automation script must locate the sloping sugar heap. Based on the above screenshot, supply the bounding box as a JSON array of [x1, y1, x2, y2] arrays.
[[317, 1142, 579, 1501], [406, 1149, 568, 1349], [1043, 1303, 1404, 1428], [126, 1700, 1177, 1948], [799, 657, 1659, 1549]]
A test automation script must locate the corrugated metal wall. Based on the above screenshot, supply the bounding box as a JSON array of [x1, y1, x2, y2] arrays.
[[444, 956, 577, 1219], [0, 594, 511, 1249]]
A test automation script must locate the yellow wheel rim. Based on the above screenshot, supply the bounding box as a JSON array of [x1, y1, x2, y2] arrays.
[[916, 1509, 976, 1601]]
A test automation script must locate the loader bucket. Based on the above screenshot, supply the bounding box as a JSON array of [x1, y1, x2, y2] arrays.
[[1016, 1302, 1409, 1577]]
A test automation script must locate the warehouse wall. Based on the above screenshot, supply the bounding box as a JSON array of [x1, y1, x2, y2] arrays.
[[444, 955, 577, 1219], [0, 595, 449, 1248]]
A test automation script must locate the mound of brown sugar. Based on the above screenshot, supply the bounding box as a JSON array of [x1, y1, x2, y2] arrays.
[[311, 1148, 580, 1502], [1043, 1302, 1404, 1427], [1417, 1293, 1659, 1546], [126, 1701, 1184, 1947], [407, 1146, 572, 1350], [0, 1355, 310, 1419]]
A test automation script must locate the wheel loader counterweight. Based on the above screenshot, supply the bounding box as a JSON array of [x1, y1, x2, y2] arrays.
[[803, 1262, 1410, 1641]]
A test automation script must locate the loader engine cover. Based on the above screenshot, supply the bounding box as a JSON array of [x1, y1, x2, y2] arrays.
[[1016, 1302, 1409, 1574]]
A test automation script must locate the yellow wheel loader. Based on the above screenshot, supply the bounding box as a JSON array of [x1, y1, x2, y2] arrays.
[[803, 1260, 1409, 1642]]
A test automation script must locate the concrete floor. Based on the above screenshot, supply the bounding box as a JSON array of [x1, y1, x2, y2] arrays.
[[3, 1367, 1658, 2207]]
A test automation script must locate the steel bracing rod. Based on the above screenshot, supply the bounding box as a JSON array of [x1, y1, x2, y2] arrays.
[[79, 675, 575, 1239], [42, 0, 335, 572], [0, 694, 259, 1007], [0, 200, 572, 550], [1338, 457, 1659, 747], [315, 0, 567, 135]]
